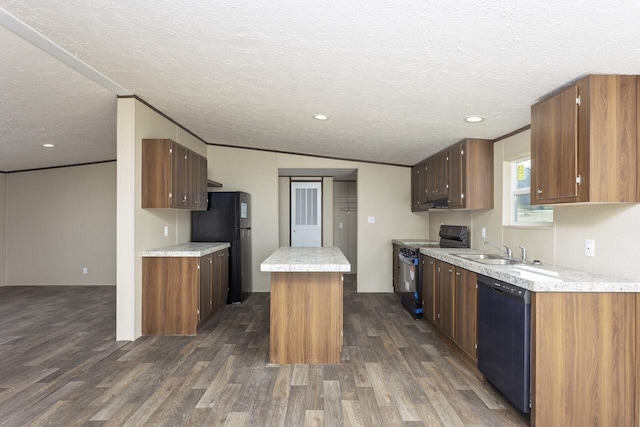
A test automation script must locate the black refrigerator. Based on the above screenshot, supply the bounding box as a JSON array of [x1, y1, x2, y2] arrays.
[[191, 191, 251, 304]]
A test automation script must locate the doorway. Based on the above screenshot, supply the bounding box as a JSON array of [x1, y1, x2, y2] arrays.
[[290, 181, 322, 247]]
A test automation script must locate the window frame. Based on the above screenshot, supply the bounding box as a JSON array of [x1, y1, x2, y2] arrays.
[[505, 155, 554, 228]]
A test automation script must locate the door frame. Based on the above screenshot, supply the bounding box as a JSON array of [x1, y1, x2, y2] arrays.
[[289, 178, 323, 247]]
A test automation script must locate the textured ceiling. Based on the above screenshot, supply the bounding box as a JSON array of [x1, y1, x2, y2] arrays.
[[0, 25, 116, 172], [2, 1, 640, 171]]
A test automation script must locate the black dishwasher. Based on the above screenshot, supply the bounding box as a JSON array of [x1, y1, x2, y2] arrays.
[[477, 275, 531, 414]]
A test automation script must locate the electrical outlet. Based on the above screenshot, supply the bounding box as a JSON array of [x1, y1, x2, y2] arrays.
[[367, 216, 375, 224], [585, 239, 595, 257], [164, 225, 169, 237], [82, 267, 88, 275], [481, 227, 486, 238]]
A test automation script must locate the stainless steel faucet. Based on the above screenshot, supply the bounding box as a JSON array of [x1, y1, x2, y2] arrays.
[[519, 246, 527, 264], [484, 241, 513, 259]]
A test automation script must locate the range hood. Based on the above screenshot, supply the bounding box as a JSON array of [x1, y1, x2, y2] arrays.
[[419, 197, 449, 210]]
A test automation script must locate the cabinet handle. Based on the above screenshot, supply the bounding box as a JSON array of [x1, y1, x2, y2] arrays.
[[536, 189, 543, 195], [448, 268, 453, 273], [456, 271, 461, 276]]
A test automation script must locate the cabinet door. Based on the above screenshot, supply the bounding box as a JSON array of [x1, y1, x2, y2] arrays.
[[189, 153, 207, 210], [220, 249, 229, 306], [170, 142, 188, 208], [531, 85, 579, 204], [448, 142, 465, 208], [199, 155, 208, 210], [393, 244, 401, 293], [198, 255, 211, 322], [454, 268, 478, 359], [411, 165, 421, 211], [423, 158, 433, 201], [421, 256, 436, 321], [186, 151, 197, 209], [163, 258, 199, 335], [212, 251, 221, 311], [439, 262, 455, 338], [419, 161, 429, 204], [433, 151, 449, 198], [142, 139, 172, 208], [212, 249, 229, 312]]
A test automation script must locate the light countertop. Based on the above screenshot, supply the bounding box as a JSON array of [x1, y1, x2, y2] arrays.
[[142, 242, 230, 257], [419, 247, 640, 293], [261, 247, 351, 272]]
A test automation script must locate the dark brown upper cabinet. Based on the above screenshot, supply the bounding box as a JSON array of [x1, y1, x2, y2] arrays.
[[411, 138, 493, 211], [142, 138, 208, 210], [531, 75, 639, 205], [448, 139, 493, 210]]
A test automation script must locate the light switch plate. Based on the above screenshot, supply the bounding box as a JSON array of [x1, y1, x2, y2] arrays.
[[164, 225, 169, 237], [481, 227, 486, 238], [367, 216, 375, 224]]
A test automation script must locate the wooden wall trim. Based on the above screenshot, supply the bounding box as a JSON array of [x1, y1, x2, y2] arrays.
[[491, 124, 531, 143]]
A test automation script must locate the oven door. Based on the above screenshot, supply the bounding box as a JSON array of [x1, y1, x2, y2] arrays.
[[398, 251, 422, 318], [399, 253, 418, 294]]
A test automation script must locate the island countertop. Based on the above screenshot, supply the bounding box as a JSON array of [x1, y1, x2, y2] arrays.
[[261, 247, 351, 272], [142, 242, 230, 257]]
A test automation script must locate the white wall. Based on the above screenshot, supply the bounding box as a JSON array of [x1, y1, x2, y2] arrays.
[[431, 129, 640, 281], [0, 173, 5, 286], [4, 163, 116, 286], [208, 146, 430, 293], [116, 98, 208, 341]]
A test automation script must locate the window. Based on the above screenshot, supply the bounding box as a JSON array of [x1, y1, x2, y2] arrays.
[[508, 156, 553, 225]]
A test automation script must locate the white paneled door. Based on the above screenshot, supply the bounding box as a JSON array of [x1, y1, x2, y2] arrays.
[[291, 181, 322, 247]]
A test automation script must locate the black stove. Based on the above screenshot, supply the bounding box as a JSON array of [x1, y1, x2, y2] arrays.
[[398, 225, 469, 319]]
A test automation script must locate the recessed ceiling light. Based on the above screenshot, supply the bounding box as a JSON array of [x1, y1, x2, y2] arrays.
[[313, 114, 329, 121], [464, 115, 485, 123], [42, 143, 55, 148]]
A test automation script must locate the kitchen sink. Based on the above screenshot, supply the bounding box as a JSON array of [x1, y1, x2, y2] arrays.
[[453, 253, 495, 260], [453, 253, 520, 265], [476, 258, 520, 265]]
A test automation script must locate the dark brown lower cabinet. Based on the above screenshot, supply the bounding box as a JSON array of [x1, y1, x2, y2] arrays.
[[438, 261, 455, 338], [422, 257, 477, 361], [143, 248, 229, 336], [393, 244, 401, 293], [421, 255, 436, 321], [453, 268, 478, 360], [532, 292, 638, 426]]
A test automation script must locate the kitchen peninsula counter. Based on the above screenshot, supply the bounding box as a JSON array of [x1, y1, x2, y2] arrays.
[[418, 247, 640, 292], [261, 247, 350, 364], [142, 242, 230, 257], [417, 246, 640, 426]]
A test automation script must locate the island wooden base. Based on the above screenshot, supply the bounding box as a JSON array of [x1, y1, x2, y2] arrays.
[[269, 272, 343, 364]]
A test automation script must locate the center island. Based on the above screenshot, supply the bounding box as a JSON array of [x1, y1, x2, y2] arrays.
[[260, 247, 351, 364]]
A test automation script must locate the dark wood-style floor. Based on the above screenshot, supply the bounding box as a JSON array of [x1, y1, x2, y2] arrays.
[[0, 276, 529, 426]]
